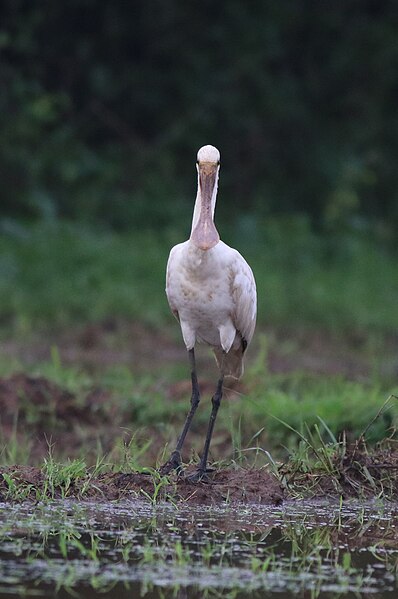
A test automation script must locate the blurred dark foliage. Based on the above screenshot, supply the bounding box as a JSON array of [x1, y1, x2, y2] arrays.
[[1, 0, 398, 236]]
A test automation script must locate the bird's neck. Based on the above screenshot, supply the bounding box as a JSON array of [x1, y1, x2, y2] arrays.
[[190, 171, 219, 235]]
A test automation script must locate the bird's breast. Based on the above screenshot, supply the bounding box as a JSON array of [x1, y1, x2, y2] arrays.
[[166, 245, 234, 335]]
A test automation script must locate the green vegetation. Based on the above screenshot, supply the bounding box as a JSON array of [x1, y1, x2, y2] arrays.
[[1, 6, 398, 599], [1, 3, 397, 473], [1, 0, 397, 475], [1, 219, 397, 334], [0, 222, 170, 332], [0, 344, 396, 470], [2, 3, 398, 238], [0, 220, 396, 470], [246, 374, 397, 450]]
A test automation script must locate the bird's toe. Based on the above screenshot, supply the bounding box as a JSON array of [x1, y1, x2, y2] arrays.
[[159, 453, 183, 476], [185, 468, 214, 484]]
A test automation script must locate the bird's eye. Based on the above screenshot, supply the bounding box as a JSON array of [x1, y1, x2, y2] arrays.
[[217, 160, 220, 166]]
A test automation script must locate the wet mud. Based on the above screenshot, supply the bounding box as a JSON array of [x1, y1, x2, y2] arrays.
[[3, 442, 398, 505], [1, 497, 398, 598], [0, 464, 283, 505]]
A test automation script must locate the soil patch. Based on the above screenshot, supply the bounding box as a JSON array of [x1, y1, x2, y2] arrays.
[[280, 440, 398, 500], [109, 467, 284, 504], [0, 373, 234, 463], [0, 373, 121, 461], [0, 373, 114, 426], [0, 465, 283, 505], [3, 443, 398, 505]]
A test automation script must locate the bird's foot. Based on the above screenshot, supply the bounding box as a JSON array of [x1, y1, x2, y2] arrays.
[[158, 452, 183, 476], [185, 467, 214, 484]]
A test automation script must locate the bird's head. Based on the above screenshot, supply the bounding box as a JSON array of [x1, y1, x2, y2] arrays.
[[191, 145, 220, 251], [197, 145, 220, 165]]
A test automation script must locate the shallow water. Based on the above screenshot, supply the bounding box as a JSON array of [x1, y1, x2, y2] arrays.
[[0, 498, 397, 598]]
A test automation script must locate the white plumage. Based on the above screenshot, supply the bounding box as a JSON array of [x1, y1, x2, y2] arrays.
[[166, 240, 256, 378], [166, 145, 257, 378], [160, 144, 257, 480]]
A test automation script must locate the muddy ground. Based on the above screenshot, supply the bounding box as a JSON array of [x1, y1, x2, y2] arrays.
[[2, 441, 398, 504], [0, 321, 388, 463], [0, 320, 397, 505], [0, 464, 283, 504]]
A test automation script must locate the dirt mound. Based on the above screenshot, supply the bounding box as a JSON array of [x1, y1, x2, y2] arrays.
[[3, 444, 398, 505], [280, 441, 398, 499], [0, 374, 120, 461], [0, 465, 283, 505], [112, 468, 284, 505], [0, 374, 113, 427]]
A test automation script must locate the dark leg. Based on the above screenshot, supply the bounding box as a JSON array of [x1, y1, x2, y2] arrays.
[[159, 348, 200, 475], [187, 356, 225, 482]]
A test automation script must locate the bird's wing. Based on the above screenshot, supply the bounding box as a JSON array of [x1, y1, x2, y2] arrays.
[[230, 251, 257, 347], [165, 242, 186, 321]]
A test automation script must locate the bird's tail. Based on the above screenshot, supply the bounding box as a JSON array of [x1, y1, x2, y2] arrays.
[[213, 347, 244, 380]]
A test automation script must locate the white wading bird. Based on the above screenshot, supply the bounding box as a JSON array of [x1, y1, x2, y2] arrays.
[[160, 145, 257, 481]]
